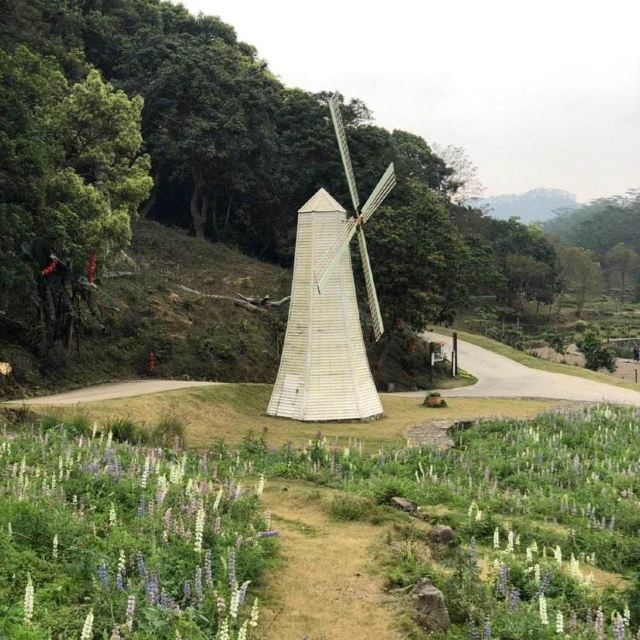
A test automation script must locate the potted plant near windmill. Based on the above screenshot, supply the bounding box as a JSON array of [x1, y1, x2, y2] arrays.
[[424, 391, 447, 408]]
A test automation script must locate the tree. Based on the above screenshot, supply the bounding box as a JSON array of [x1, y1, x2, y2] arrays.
[[555, 245, 604, 317], [432, 144, 485, 204], [577, 330, 616, 372], [606, 243, 639, 303], [0, 47, 151, 350]]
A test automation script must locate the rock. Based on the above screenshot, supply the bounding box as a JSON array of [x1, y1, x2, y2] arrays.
[[388, 496, 416, 512], [411, 578, 450, 632], [427, 524, 455, 545]]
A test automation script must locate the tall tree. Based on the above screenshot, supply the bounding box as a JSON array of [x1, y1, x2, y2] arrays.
[[606, 243, 639, 303]]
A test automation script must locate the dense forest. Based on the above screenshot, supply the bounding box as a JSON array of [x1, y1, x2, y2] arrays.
[[3, 0, 617, 388]]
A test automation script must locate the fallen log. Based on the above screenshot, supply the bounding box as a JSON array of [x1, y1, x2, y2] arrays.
[[176, 285, 290, 314]]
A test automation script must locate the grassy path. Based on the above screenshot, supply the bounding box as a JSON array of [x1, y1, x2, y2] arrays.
[[259, 481, 403, 640]]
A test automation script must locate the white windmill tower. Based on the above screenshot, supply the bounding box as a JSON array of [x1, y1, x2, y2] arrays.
[[267, 95, 396, 421]]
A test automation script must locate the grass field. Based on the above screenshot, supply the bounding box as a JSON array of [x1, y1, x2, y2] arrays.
[[20, 383, 555, 449]]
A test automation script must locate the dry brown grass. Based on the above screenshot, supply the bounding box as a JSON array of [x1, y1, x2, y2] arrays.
[[26, 384, 555, 449]]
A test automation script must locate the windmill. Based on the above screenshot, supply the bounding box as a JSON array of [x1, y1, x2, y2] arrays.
[[266, 95, 396, 421]]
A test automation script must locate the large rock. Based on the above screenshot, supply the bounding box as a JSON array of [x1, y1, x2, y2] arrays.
[[388, 496, 416, 512], [411, 579, 450, 632], [427, 524, 455, 545]]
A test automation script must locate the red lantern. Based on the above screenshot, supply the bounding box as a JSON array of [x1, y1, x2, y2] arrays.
[[147, 352, 157, 374], [41, 256, 60, 277], [86, 248, 97, 284]]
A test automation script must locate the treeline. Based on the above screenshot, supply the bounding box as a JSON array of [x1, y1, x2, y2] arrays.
[[544, 192, 640, 306], [0, 0, 564, 361]]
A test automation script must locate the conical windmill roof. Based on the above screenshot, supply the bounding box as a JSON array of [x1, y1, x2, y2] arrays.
[[298, 188, 346, 214]]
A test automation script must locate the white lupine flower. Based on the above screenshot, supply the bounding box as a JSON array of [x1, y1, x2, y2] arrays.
[[109, 503, 117, 527], [256, 474, 265, 497], [250, 598, 259, 627], [141, 456, 150, 488], [23, 573, 34, 624], [526, 546, 533, 563], [194, 504, 205, 553], [238, 621, 248, 640], [624, 604, 631, 625], [534, 563, 541, 584], [554, 545, 562, 566], [118, 549, 126, 575], [106, 431, 113, 449], [218, 617, 230, 640], [81, 609, 94, 639], [230, 588, 240, 619], [213, 488, 223, 511], [52, 534, 58, 560], [92, 422, 98, 438], [556, 611, 564, 634], [506, 530, 515, 553], [493, 527, 500, 549], [539, 594, 548, 625]]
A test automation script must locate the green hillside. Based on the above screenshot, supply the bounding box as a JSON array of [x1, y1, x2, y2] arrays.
[[0, 221, 290, 398]]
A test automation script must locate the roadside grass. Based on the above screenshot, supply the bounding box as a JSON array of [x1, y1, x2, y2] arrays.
[[17, 383, 555, 449], [427, 368, 478, 390], [437, 327, 640, 390]]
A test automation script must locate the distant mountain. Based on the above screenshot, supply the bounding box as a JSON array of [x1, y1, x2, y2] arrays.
[[477, 188, 580, 223]]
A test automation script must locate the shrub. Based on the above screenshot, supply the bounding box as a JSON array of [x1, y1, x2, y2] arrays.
[[576, 330, 617, 372], [105, 416, 148, 443], [151, 413, 186, 448]]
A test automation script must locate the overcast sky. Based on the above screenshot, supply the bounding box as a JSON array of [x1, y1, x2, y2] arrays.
[[177, 0, 639, 202]]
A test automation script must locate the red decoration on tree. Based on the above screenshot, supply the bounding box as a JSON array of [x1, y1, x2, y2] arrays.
[[86, 248, 97, 284], [41, 256, 60, 277]]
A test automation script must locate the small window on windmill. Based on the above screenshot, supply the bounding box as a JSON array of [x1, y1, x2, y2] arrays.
[[430, 341, 446, 363]]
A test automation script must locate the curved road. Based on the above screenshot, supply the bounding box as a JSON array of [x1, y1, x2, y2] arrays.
[[7, 333, 640, 406], [419, 332, 640, 405]]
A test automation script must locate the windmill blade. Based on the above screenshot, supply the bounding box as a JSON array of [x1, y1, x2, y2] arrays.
[[314, 217, 358, 292], [361, 163, 396, 224], [329, 95, 360, 213], [357, 229, 384, 341]]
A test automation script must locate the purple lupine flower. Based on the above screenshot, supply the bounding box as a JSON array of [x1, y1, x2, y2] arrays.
[[110, 624, 122, 640], [116, 569, 125, 591], [483, 617, 492, 639], [258, 530, 279, 538], [468, 622, 481, 640], [595, 609, 604, 639], [204, 549, 213, 587], [136, 552, 147, 579], [508, 588, 520, 612], [228, 550, 237, 590], [98, 562, 109, 590], [613, 616, 625, 640], [497, 563, 509, 597], [183, 580, 192, 602], [194, 567, 203, 606], [538, 569, 552, 595], [159, 591, 170, 608], [146, 573, 159, 605], [569, 610, 577, 631], [586, 608, 593, 624], [138, 495, 146, 517]]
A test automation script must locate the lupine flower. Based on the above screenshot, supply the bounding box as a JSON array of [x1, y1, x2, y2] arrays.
[[497, 563, 508, 597], [256, 474, 265, 497], [204, 549, 213, 586], [238, 621, 249, 640], [595, 608, 604, 639], [23, 573, 34, 624], [194, 567, 203, 606], [52, 534, 58, 560], [138, 495, 146, 517], [483, 617, 492, 639], [125, 594, 136, 630], [493, 527, 500, 549], [238, 580, 251, 606], [194, 504, 205, 553], [147, 573, 159, 605], [508, 588, 520, 612], [228, 550, 237, 590], [116, 569, 125, 591], [468, 623, 481, 640], [613, 614, 625, 640], [183, 580, 191, 602], [539, 594, 548, 625], [218, 618, 230, 640], [230, 588, 240, 619], [136, 552, 147, 578], [556, 611, 564, 634], [250, 598, 259, 628], [81, 609, 94, 640], [98, 561, 109, 589], [110, 625, 121, 640], [109, 502, 117, 527]]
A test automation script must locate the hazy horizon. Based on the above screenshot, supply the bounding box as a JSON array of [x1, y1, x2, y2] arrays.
[[174, 0, 639, 203]]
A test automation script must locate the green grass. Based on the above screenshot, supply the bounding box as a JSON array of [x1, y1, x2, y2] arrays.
[[438, 327, 640, 390]]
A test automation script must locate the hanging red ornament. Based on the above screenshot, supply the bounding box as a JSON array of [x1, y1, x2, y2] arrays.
[[41, 256, 60, 277], [86, 248, 97, 284]]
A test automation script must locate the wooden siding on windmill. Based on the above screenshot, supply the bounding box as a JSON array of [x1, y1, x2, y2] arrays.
[[268, 189, 383, 421]]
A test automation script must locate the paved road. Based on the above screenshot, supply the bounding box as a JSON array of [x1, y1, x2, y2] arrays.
[[8, 380, 217, 405], [415, 332, 640, 405]]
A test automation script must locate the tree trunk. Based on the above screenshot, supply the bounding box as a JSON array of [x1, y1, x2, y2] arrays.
[[140, 173, 160, 219], [190, 168, 207, 239]]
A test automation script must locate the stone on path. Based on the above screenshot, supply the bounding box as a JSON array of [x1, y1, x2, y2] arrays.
[[411, 578, 450, 632], [388, 496, 416, 512]]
